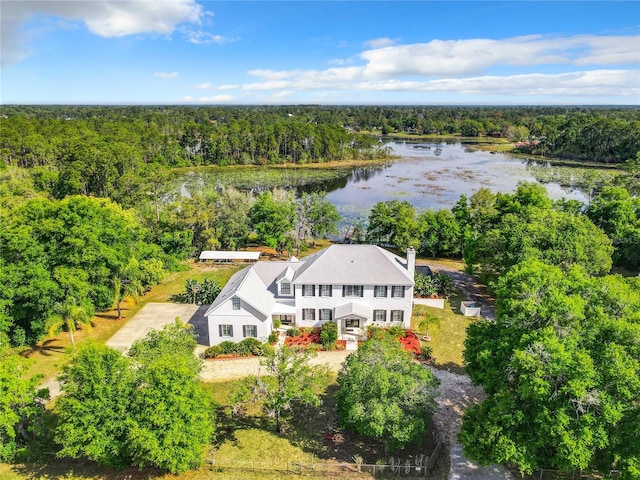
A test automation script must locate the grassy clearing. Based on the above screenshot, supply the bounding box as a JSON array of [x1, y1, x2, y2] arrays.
[[22, 262, 242, 381], [411, 293, 472, 375], [173, 160, 390, 193]]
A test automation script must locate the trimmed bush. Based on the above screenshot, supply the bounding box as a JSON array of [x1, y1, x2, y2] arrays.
[[286, 327, 301, 337], [203, 346, 223, 358], [219, 341, 237, 355], [320, 321, 338, 348], [238, 338, 263, 356]]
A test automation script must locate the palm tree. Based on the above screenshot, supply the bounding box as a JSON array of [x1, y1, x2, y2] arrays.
[[112, 276, 143, 319], [418, 311, 441, 341], [47, 300, 93, 345]]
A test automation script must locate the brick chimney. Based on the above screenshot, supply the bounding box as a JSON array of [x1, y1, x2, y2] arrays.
[[406, 247, 416, 278]]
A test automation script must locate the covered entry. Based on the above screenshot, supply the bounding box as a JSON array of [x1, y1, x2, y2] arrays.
[[334, 302, 372, 339]]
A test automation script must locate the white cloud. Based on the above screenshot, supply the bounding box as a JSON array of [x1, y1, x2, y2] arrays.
[[154, 72, 179, 79], [2, 0, 203, 67], [364, 37, 398, 49], [193, 83, 239, 90], [357, 34, 640, 79], [181, 28, 237, 45], [353, 70, 640, 98], [198, 95, 234, 102], [238, 34, 639, 101]]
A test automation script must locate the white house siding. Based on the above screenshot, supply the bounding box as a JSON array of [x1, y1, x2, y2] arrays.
[[294, 284, 413, 330], [207, 298, 271, 344]]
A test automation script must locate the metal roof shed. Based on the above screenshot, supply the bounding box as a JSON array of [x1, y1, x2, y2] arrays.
[[199, 251, 261, 262]]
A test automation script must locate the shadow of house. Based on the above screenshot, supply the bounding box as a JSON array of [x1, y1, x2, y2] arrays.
[[187, 305, 211, 346]]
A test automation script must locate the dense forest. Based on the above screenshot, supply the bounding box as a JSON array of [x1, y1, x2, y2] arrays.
[[1, 105, 639, 348], [2, 105, 639, 173], [1, 105, 639, 477]]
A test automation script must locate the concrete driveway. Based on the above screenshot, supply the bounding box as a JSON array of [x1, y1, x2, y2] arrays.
[[106, 302, 206, 351]]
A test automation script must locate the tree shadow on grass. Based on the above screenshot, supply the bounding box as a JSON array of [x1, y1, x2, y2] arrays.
[[431, 360, 466, 376], [19, 339, 66, 358], [212, 404, 274, 449], [10, 459, 166, 480], [286, 384, 445, 476], [95, 312, 121, 320]]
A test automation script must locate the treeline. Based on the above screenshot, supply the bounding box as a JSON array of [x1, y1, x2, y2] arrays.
[[2, 105, 639, 166]]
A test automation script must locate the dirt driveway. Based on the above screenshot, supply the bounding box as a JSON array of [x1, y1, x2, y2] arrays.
[[198, 350, 351, 381]]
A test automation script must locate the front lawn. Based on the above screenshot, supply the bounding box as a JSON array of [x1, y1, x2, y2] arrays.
[[411, 289, 473, 374]]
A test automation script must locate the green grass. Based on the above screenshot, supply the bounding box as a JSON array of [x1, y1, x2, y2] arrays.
[[411, 292, 473, 374], [22, 261, 243, 382]]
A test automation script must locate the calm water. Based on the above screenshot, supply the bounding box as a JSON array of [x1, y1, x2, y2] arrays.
[[176, 140, 590, 228], [323, 140, 588, 223]]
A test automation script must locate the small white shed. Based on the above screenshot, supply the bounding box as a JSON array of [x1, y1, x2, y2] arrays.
[[461, 301, 482, 317]]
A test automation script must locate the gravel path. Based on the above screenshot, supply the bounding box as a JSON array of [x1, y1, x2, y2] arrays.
[[198, 349, 351, 381]]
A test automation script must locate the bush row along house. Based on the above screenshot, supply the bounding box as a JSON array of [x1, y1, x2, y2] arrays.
[[205, 245, 416, 345]]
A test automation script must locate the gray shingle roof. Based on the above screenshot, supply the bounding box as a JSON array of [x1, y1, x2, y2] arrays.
[[293, 244, 413, 285], [205, 245, 413, 318]]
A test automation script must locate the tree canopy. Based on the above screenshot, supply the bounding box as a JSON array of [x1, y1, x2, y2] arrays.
[[0, 195, 167, 345], [335, 336, 440, 452], [0, 352, 49, 462], [461, 260, 640, 477], [55, 322, 215, 474]]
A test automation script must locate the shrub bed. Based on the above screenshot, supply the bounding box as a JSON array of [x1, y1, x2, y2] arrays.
[[203, 338, 273, 359]]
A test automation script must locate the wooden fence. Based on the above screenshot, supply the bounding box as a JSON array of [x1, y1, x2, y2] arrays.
[[209, 435, 444, 478]]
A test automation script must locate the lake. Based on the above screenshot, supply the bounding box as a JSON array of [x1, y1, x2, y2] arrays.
[[177, 139, 608, 229], [321, 140, 590, 224]]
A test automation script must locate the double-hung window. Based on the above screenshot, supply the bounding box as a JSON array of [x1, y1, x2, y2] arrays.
[[390, 310, 404, 322], [232, 298, 241, 310], [219, 324, 233, 337], [302, 309, 315, 321], [373, 309, 387, 322], [374, 285, 388, 298], [319, 309, 333, 321], [342, 285, 364, 298], [319, 285, 332, 297], [243, 325, 257, 338], [280, 282, 291, 295], [302, 285, 315, 297], [391, 286, 405, 298]]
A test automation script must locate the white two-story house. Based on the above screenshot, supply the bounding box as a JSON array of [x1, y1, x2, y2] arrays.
[[205, 244, 415, 345]]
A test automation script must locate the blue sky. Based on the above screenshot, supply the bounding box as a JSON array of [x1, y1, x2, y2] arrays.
[[1, 1, 639, 105]]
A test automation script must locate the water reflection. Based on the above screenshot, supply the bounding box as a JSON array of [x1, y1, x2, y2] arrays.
[[176, 140, 601, 225]]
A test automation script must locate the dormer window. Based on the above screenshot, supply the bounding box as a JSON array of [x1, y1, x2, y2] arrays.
[[281, 282, 291, 295]]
